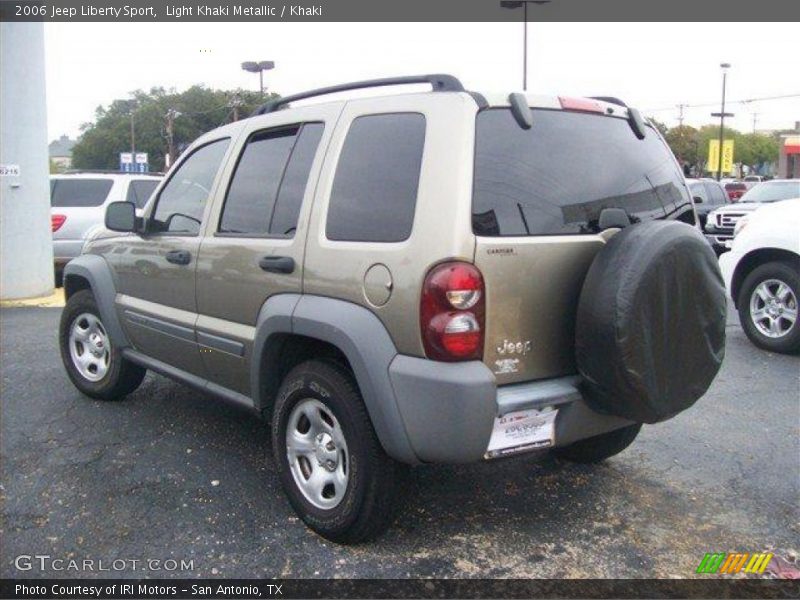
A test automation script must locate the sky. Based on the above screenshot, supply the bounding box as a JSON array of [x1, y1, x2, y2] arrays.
[[44, 22, 800, 141]]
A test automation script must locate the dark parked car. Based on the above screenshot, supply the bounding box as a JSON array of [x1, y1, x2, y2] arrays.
[[686, 178, 730, 228], [724, 181, 747, 201]]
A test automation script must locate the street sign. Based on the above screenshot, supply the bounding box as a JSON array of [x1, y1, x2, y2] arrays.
[[707, 140, 735, 173], [119, 152, 133, 173], [134, 152, 149, 173]]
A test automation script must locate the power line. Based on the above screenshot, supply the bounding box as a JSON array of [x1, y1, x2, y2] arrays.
[[643, 93, 800, 113]]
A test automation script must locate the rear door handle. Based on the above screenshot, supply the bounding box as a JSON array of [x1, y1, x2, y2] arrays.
[[258, 255, 295, 274], [165, 250, 191, 265]]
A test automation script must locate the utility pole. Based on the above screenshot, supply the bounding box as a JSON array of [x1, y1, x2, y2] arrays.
[[229, 94, 243, 122], [130, 110, 136, 159], [752, 112, 758, 133], [677, 104, 687, 127], [164, 108, 178, 169]]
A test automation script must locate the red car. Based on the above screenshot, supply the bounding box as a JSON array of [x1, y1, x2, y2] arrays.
[[724, 182, 747, 201]]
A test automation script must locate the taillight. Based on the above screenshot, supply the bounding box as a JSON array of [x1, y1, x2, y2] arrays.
[[420, 262, 485, 362], [51, 214, 67, 232]]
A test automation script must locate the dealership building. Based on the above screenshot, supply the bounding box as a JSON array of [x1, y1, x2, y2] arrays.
[[778, 129, 800, 179]]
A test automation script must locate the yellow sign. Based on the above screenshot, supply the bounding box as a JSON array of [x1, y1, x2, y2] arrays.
[[707, 139, 735, 173]]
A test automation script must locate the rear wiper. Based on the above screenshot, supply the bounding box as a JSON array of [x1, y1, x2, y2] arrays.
[[517, 203, 531, 235]]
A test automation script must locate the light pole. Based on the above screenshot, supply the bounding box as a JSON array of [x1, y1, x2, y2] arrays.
[[711, 62, 734, 181], [241, 60, 275, 96], [500, 0, 552, 91]]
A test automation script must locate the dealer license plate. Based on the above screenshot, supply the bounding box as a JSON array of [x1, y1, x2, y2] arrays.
[[485, 408, 558, 459]]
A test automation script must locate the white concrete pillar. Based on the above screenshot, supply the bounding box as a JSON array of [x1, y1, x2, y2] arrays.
[[0, 22, 54, 300]]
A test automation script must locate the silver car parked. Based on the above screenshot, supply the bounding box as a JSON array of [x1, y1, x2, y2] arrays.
[[51, 172, 163, 273]]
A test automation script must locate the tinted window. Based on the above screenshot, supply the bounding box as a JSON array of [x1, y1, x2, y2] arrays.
[[152, 138, 229, 234], [326, 113, 425, 242], [126, 180, 160, 209], [271, 123, 324, 236], [219, 123, 323, 236], [50, 179, 113, 208], [703, 182, 727, 205], [473, 109, 692, 236], [689, 182, 708, 203], [220, 129, 297, 234]]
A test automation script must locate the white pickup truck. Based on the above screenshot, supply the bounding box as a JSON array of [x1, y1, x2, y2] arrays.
[[719, 198, 800, 354], [705, 179, 800, 254]]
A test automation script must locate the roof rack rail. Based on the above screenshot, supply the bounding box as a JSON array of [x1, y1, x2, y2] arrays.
[[252, 74, 464, 116], [61, 169, 164, 176]]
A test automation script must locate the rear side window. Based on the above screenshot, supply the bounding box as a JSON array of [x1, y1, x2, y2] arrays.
[[703, 182, 727, 205], [326, 113, 425, 242], [219, 123, 323, 236], [473, 109, 691, 236], [50, 179, 113, 208], [689, 182, 708, 203], [126, 180, 160, 209]]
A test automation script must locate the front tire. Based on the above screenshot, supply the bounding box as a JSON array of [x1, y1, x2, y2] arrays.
[[271, 360, 401, 544], [553, 424, 642, 464], [737, 261, 800, 355], [59, 289, 146, 400]]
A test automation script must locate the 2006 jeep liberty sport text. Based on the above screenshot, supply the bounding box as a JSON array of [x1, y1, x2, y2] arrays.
[[59, 75, 727, 543]]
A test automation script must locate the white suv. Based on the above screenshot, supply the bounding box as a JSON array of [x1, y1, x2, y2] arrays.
[[719, 198, 800, 354], [51, 172, 162, 271]]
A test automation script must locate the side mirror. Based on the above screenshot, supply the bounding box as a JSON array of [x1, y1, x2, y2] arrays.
[[105, 201, 137, 232], [693, 196, 704, 204]]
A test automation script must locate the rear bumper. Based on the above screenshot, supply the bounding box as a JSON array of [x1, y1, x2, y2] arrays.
[[53, 239, 83, 265], [388, 355, 633, 463]]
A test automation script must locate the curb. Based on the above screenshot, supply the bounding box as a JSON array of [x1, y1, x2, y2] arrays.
[[0, 288, 66, 308]]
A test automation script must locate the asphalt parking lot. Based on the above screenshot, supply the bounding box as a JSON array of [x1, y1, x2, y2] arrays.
[[1, 305, 798, 579]]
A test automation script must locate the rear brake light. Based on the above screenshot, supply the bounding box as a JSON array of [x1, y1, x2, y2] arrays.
[[559, 96, 604, 113], [420, 262, 485, 361], [51, 214, 66, 232]]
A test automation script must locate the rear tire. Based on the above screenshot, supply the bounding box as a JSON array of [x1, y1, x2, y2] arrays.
[[737, 261, 800, 355], [553, 424, 642, 464], [271, 360, 402, 544], [59, 289, 146, 400]]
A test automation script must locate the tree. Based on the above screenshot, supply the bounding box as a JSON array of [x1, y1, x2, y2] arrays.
[[71, 86, 277, 171], [648, 117, 669, 137], [659, 123, 780, 175], [665, 125, 700, 167]]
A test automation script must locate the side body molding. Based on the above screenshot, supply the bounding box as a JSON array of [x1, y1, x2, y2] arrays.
[[62, 254, 130, 349], [251, 294, 419, 464]]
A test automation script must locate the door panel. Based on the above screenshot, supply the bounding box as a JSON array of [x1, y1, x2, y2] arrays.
[[195, 108, 340, 395], [107, 136, 236, 378], [108, 235, 203, 375]]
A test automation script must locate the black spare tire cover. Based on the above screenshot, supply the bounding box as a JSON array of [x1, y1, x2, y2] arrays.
[[575, 220, 726, 424]]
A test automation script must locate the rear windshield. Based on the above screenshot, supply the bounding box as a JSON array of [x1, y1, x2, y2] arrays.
[[725, 183, 747, 190], [472, 109, 692, 236], [50, 179, 113, 208], [740, 181, 800, 203]]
